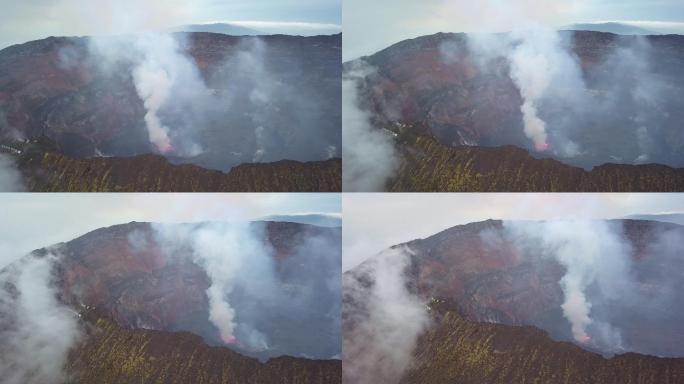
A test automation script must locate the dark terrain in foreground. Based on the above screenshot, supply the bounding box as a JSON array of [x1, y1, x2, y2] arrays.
[[70, 308, 341, 384], [388, 134, 684, 192], [399, 300, 684, 384], [2, 138, 341, 191]]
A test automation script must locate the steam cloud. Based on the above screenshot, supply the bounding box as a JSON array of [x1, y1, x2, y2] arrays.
[[132, 37, 175, 153], [504, 220, 632, 347], [83, 31, 340, 170], [342, 61, 399, 191], [461, 25, 679, 166], [151, 221, 341, 359], [0, 153, 25, 191], [151, 222, 272, 346], [507, 28, 567, 151], [0, 252, 81, 384], [343, 247, 430, 383], [90, 33, 208, 156]]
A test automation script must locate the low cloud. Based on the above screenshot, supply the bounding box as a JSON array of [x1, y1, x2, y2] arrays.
[[0, 153, 25, 192], [0, 252, 82, 384], [343, 247, 430, 383], [342, 61, 399, 191]]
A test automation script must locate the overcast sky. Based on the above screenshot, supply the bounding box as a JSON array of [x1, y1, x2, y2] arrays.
[[343, 0, 684, 60], [0, 0, 341, 49], [343, 193, 684, 271], [0, 193, 340, 269]]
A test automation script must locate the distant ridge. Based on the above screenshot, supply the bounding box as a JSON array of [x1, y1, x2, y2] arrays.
[[174, 23, 262, 36], [261, 214, 342, 227], [624, 213, 684, 225], [561, 22, 656, 35]]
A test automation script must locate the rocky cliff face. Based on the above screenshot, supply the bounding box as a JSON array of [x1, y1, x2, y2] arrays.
[[69, 308, 341, 384], [15, 141, 341, 192], [387, 134, 684, 191], [400, 303, 684, 384]]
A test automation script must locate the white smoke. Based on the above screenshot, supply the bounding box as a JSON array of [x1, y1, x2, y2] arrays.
[[150, 221, 341, 359], [132, 33, 206, 155], [0, 153, 25, 191], [88, 33, 208, 156], [342, 61, 399, 191], [343, 247, 430, 384], [507, 28, 557, 150], [0, 253, 82, 384], [132, 50, 173, 153], [465, 22, 585, 154], [153, 222, 274, 345], [504, 220, 632, 346]]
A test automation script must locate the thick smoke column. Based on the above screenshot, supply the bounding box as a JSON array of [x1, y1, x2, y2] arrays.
[[504, 220, 632, 345], [133, 52, 174, 153], [343, 247, 430, 383], [154, 222, 274, 344], [342, 61, 399, 191], [507, 29, 556, 150], [151, 221, 341, 359], [131, 33, 207, 155], [466, 24, 585, 153], [0, 252, 81, 384]]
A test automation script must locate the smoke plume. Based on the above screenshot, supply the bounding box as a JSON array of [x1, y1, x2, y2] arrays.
[[85, 32, 341, 170], [342, 61, 399, 191], [502, 220, 635, 351], [0, 252, 82, 384], [150, 221, 341, 359], [343, 247, 430, 383], [89, 33, 208, 156]]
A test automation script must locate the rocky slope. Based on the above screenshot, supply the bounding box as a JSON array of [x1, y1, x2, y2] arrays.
[[400, 302, 684, 384], [347, 31, 684, 191], [388, 134, 684, 191], [68, 308, 341, 384], [12, 139, 341, 191]]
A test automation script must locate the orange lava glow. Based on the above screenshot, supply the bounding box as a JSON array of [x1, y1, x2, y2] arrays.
[[222, 335, 237, 344], [158, 143, 174, 154], [535, 142, 550, 151]]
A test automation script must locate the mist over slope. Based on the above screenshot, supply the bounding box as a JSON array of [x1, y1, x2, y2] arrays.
[[343, 218, 684, 383]]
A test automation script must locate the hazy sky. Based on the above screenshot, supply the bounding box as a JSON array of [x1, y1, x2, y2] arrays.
[[343, 193, 684, 271], [0, 0, 341, 49], [0, 193, 340, 269], [343, 0, 684, 60]]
